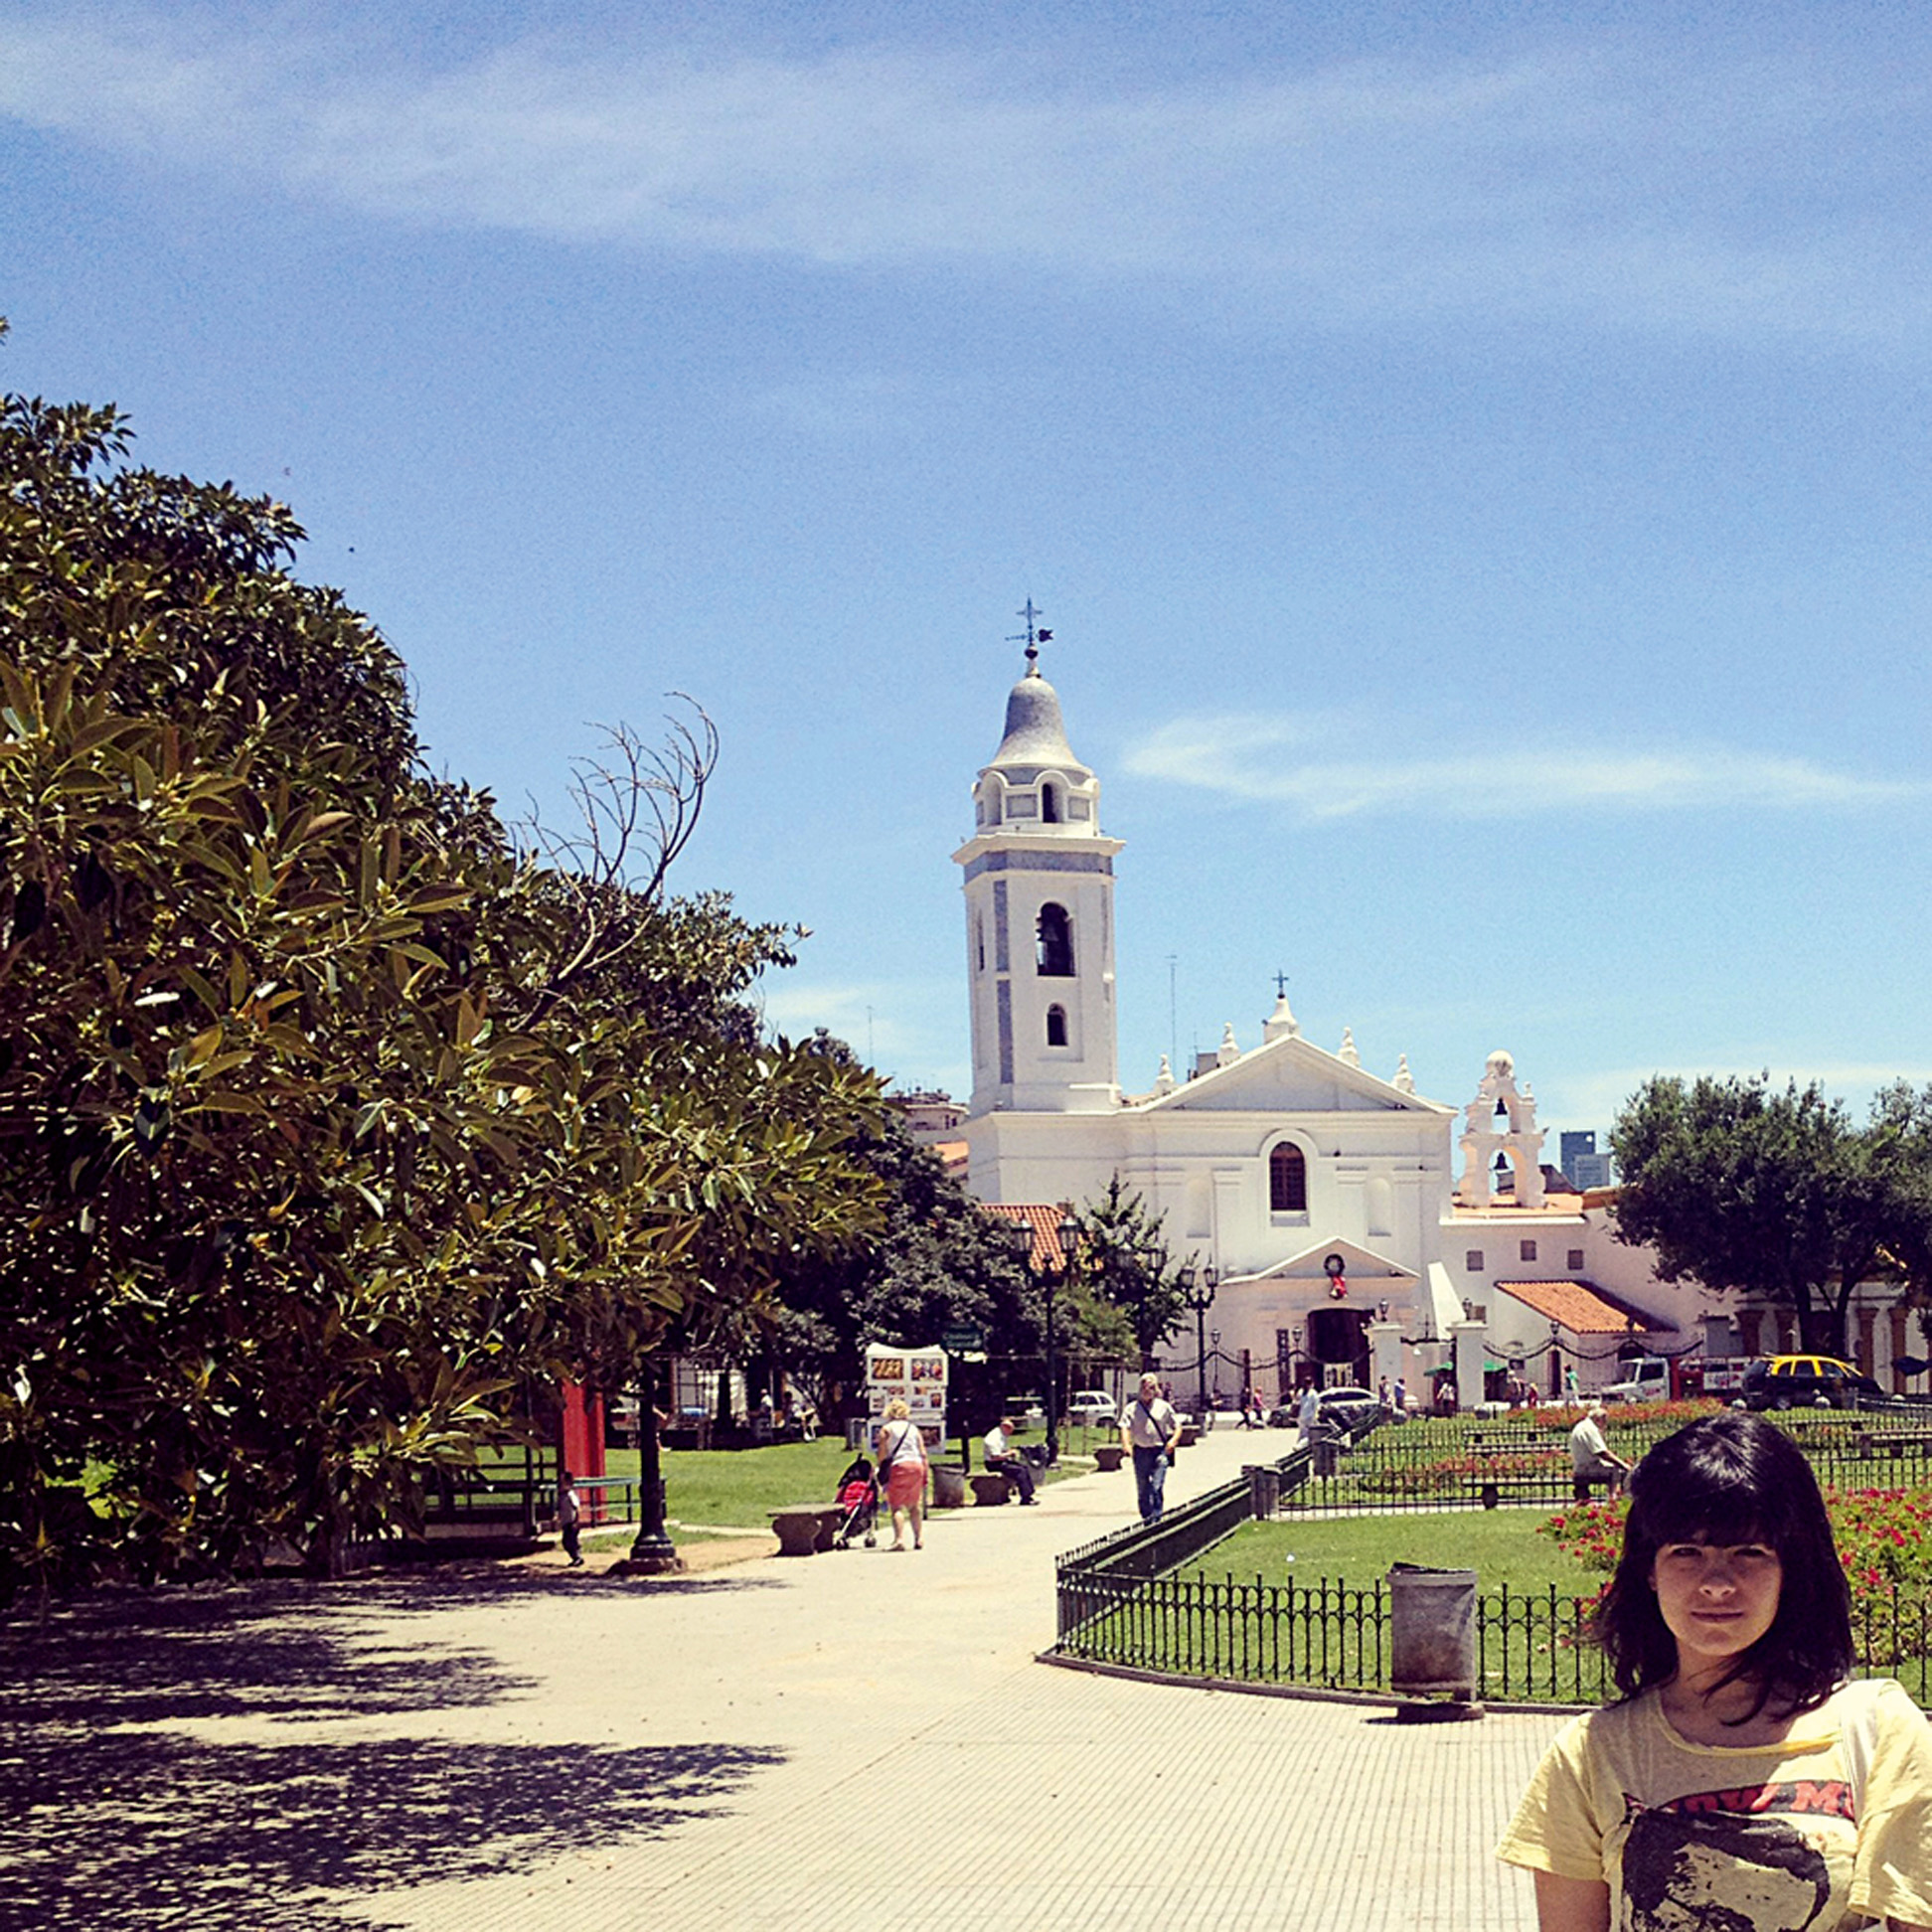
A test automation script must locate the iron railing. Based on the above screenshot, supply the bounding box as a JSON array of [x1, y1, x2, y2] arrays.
[[1049, 1406, 1932, 1704], [1272, 1410, 1932, 1516], [1051, 1567, 1932, 1706]]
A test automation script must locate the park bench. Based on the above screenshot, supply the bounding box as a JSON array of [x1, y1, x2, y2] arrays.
[[970, 1473, 1013, 1507], [1856, 1429, 1932, 1460], [1467, 1475, 1565, 1509], [767, 1504, 845, 1556], [1093, 1444, 1125, 1472]]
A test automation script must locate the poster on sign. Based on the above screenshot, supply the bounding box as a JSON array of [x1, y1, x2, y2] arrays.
[[865, 1344, 946, 1449]]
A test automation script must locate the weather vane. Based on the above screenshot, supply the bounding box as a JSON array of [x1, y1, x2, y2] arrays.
[[1008, 597, 1052, 673]]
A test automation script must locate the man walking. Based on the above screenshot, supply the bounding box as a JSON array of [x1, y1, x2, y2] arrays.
[[1121, 1372, 1182, 1524]]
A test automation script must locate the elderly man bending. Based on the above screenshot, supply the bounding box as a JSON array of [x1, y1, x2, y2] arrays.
[[982, 1416, 1038, 1504], [1567, 1399, 1630, 1500]]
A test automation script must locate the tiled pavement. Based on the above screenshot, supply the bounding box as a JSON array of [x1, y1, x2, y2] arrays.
[[6, 1427, 1565, 1930]]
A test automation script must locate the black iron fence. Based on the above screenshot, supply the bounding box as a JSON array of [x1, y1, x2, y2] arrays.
[[1274, 1409, 1932, 1516], [1049, 1406, 1932, 1705], [1052, 1566, 1932, 1707]]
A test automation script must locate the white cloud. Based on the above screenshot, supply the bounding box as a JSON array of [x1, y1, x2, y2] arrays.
[[3, 14, 1929, 345], [1123, 713, 1924, 820]]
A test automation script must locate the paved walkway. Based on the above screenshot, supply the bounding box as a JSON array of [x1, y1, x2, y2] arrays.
[[4, 1427, 1566, 1930]]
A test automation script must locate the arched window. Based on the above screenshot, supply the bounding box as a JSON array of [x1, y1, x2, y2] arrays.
[[1046, 1003, 1068, 1046], [1041, 782, 1060, 824], [1269, 1143, 1308, 1212], [1037, 902, 1074, 976]]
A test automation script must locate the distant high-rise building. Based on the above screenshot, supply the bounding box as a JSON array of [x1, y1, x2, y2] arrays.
[[1560, 1129, 1614, 1189]]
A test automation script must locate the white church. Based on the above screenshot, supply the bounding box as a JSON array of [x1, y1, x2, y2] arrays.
[[947, 629, 1833, 1409]]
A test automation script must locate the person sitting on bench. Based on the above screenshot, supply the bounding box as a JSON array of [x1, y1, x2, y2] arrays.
[[1568, 1399, 1630, 1500], [982, 1416, 1038, 1504]]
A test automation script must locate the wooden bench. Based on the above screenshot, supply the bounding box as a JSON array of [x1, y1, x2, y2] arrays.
[[969, 1473, 1013, 1507], [767, 1504, 844, 1556]]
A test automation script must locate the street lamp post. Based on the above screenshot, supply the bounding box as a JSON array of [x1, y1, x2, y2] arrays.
[[627, 1357, 683, 1572], [1180, 1261, 1217, 1415], [1044, 1209, 1079, 1466]]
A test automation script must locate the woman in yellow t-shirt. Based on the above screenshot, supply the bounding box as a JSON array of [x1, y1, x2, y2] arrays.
[[1500, 1411, 1932, 1931]]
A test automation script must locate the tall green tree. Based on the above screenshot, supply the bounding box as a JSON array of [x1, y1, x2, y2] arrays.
[[0, 352, 884, 1584], [1067, 1174, 1185, 1365], [768, 1066, 1031, 1416], [1610, 1073, 1920, 1358]]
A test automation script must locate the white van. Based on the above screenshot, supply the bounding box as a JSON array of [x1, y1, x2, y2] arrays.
[[1600, 1357, 1672, 1403]]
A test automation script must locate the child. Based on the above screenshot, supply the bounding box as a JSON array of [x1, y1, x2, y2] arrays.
[[558, 1468, 583, 1567], [1499, 1412, 1932, 1929]]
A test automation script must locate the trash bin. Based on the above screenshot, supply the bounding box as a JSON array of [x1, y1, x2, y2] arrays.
[[1387, 1562, 1478, 1700], [930, 1464, 968, 1510], [1244, 1464, 1280, 1519], [845, 1417, 870, 1450]]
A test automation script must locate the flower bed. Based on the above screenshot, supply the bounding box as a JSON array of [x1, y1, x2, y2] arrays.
[[1538, 1486, 1932, 1664]]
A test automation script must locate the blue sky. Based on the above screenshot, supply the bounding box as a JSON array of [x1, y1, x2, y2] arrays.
[[6, 1, 1931, 1144]]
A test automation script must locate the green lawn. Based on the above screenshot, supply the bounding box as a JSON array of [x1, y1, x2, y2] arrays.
[[534, 1421, 1097, 1541], [1180, 1507, 1602, 1597]]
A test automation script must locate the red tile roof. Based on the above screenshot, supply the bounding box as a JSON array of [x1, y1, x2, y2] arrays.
[[979, 1202, 1072, 1271], [1496, 1278, 1677, 1336]]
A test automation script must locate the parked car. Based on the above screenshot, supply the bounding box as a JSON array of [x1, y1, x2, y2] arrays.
[[1065, 1390, 1117, 1426], [1264, 1386, 1381, 1429], [1741, 1355, 1886, 1410], [1001, 1394, 1046, 1428]]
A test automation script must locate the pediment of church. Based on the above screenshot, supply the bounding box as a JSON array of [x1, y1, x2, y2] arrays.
[[1136, 1033, 1452, 1118], [1230, 1236, 1419, 1286]]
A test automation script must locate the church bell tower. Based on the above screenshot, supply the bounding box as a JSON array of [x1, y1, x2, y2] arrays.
[[954, 607, 1122, 1116]]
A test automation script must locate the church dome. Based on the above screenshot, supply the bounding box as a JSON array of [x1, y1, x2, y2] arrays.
[[990, 668, 1081, 772]]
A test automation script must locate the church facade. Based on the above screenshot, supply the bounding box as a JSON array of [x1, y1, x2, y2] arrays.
[[952, 637, 1713, 1405]]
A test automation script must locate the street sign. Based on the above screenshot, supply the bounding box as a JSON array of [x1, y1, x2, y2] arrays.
[[941, 1326, 984, 1355]]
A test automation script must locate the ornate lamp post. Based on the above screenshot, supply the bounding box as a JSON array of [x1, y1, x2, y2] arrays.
[[1180, 1260, 1218, 1415], [627, 1357, 683, 1573], [1046, 1209, 1080, 1464]]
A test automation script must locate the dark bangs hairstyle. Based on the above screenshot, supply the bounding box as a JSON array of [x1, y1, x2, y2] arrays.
[[1592, 1411, 1852, 1718]]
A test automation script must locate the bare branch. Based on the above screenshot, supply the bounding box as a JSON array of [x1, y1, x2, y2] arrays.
[[517, 698, 721, 1007]]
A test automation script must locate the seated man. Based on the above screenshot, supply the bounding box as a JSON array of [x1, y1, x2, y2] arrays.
[[982, 1416, 1038, 1504], [1567, 1399, 1630, 1500]]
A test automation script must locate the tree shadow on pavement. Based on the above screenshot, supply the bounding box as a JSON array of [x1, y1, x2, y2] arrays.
[[0, 1728, 779, 1931], [0, 1574, 784, 1929]]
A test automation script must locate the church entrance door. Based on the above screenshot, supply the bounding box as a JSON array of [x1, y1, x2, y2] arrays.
[[1306, 1306, 1371, 1387]]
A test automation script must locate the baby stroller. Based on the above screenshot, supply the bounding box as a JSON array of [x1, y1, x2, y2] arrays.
[[833, 1454, 879, 1549]]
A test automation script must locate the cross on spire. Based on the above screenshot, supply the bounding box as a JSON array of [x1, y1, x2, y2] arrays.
[[1008, 597, 1052, 674], [1274, 969, 1290, 998]]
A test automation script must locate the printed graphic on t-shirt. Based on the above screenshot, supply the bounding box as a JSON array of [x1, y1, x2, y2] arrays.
[[1619, 1782, 1852, 1932]]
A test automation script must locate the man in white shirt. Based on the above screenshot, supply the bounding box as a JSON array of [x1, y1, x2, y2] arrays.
[[1567, 1400, 1629, 1499], [1120, 1373, 1182, 1523], [1297, 1383, 1322, 1446], [982, 1416, 1038, 1504]]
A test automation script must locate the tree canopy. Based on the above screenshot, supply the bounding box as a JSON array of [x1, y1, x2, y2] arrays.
[[1610, 1072, 1932, 1359], [0, 356, 884, 1585]]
